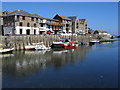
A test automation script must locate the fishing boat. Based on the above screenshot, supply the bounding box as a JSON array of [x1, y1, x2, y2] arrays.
[[69, 42, 80, 47], [51, 39, 66, 48], [0, 47, 14, 54], [35, 42, 51, 50], [89, 39, 100, 45], [51, 39, 77, 48]]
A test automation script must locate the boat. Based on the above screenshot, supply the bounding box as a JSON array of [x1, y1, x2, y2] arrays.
[[25, 43, 36, 50], [51, 39, 66, 48], [81, 42, 89, 46], [89, 39, 100, 45], [51, 39, 77, 48], [0, 47, 14, 54], [35, 42, 51, 50], [69, 42, 80, 47]]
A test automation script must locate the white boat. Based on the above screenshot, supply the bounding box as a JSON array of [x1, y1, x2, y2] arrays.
[[0, 47, 14, 54], [35, 42, 51, 50], [25, 43, 36, 50], [89, 39, 100, 45]]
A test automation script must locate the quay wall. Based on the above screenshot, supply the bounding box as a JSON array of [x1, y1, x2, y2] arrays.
[[0, 35, 99, 50]]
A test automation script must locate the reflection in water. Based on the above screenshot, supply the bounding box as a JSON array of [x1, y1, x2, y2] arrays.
[[2, 46, 92, 78], [2, 41, 118, 88]]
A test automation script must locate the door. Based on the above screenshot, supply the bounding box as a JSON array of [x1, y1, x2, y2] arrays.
[[26, 29, 30, 35]]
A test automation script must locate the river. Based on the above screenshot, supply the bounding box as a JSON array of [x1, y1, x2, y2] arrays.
[[1, 41, 119, 88]]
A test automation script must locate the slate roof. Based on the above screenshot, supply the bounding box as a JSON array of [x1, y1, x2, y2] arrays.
[[0, 10, 11, 16], [57, 15, 71, 20], [7, 9, 38, 18], [79, 19, 86, 21], [31, 14, 43, 19], [68, 16, 78, 19], [43, 17, 59, 21], [95, 30, 108, 33]]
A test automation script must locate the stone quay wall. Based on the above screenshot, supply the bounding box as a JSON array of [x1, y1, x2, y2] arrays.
[[0, 34, 99, 50]]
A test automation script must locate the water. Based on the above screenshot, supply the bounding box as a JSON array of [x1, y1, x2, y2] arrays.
[[1, 41, 119, 88]]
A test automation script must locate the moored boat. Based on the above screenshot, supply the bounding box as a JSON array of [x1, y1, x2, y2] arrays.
[[25, 44, 36, 50], [89, 39, 100, 45], [0, 47, 14, 54], [51, 39, 68, 48], [35, 42, 51, 50], [51, 39, 77, 48]]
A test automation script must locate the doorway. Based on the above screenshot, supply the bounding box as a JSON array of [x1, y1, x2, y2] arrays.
[[26, 29, 30, 35]]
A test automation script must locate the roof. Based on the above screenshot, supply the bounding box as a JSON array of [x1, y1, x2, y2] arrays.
[[79, 19, 86, 21], [95, 30, 108, 33], [7, 9, 37, 17], [0, 10, 11, 16], [68, 16, 78, 19], [57, 15, 71, 20], [43, 17, 59, 21], [31, 14, 43, 19]]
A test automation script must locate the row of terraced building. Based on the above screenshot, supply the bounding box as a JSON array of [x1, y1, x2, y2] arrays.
[[0, 9, 88, 35]]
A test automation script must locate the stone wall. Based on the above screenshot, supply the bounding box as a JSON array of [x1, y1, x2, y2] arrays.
[[0, 34, 98, 50]]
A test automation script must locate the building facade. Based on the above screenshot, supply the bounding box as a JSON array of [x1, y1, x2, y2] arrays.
[[53, 14, 72, 34], [3, 10, 64, 35], [0, 11, 10, 35], [68, 16, 80, 34], [43, 18, 64, 34], [79, 19, 88, 34], [3, 9, 41, 35], [2, 9, 88, 35]]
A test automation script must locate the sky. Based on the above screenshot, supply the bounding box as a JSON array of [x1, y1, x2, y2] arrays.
[[1, 2, 118, 35]]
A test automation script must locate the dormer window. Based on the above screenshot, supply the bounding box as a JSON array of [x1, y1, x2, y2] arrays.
[[31, 17, 34, 21], [17, 15, 19, 19], [22, 16, 25, 20]]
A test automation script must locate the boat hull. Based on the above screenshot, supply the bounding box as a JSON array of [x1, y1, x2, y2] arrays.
[[25, 46, 36, 50], [51, 44, 64, 48], [0, 48, 14, 54], [89, 42, 100, 45]]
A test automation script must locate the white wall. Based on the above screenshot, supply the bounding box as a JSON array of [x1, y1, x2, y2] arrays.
[[15, 26, 39, 35]]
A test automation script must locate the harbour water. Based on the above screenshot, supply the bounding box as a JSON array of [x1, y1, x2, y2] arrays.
[[2, 41, 118, 88]]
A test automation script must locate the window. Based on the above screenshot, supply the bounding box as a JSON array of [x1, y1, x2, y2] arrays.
[[41, 24, 44, 27], [34, 23, 36, 27], [20, 29, 22, 34], [17, 15, 19, 20], [48, 25, 50, 29], [19, 22, 22, 26], [34, 29, 36, 35], [27, 23, 30, 27], [36, 18, 38, 23], [22, 16, 25, 20], [31, 17, 34, 21], [66, 24, 69, 27]]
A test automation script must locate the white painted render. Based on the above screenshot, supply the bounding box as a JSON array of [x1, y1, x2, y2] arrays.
[[15, 26, 39, 35]]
